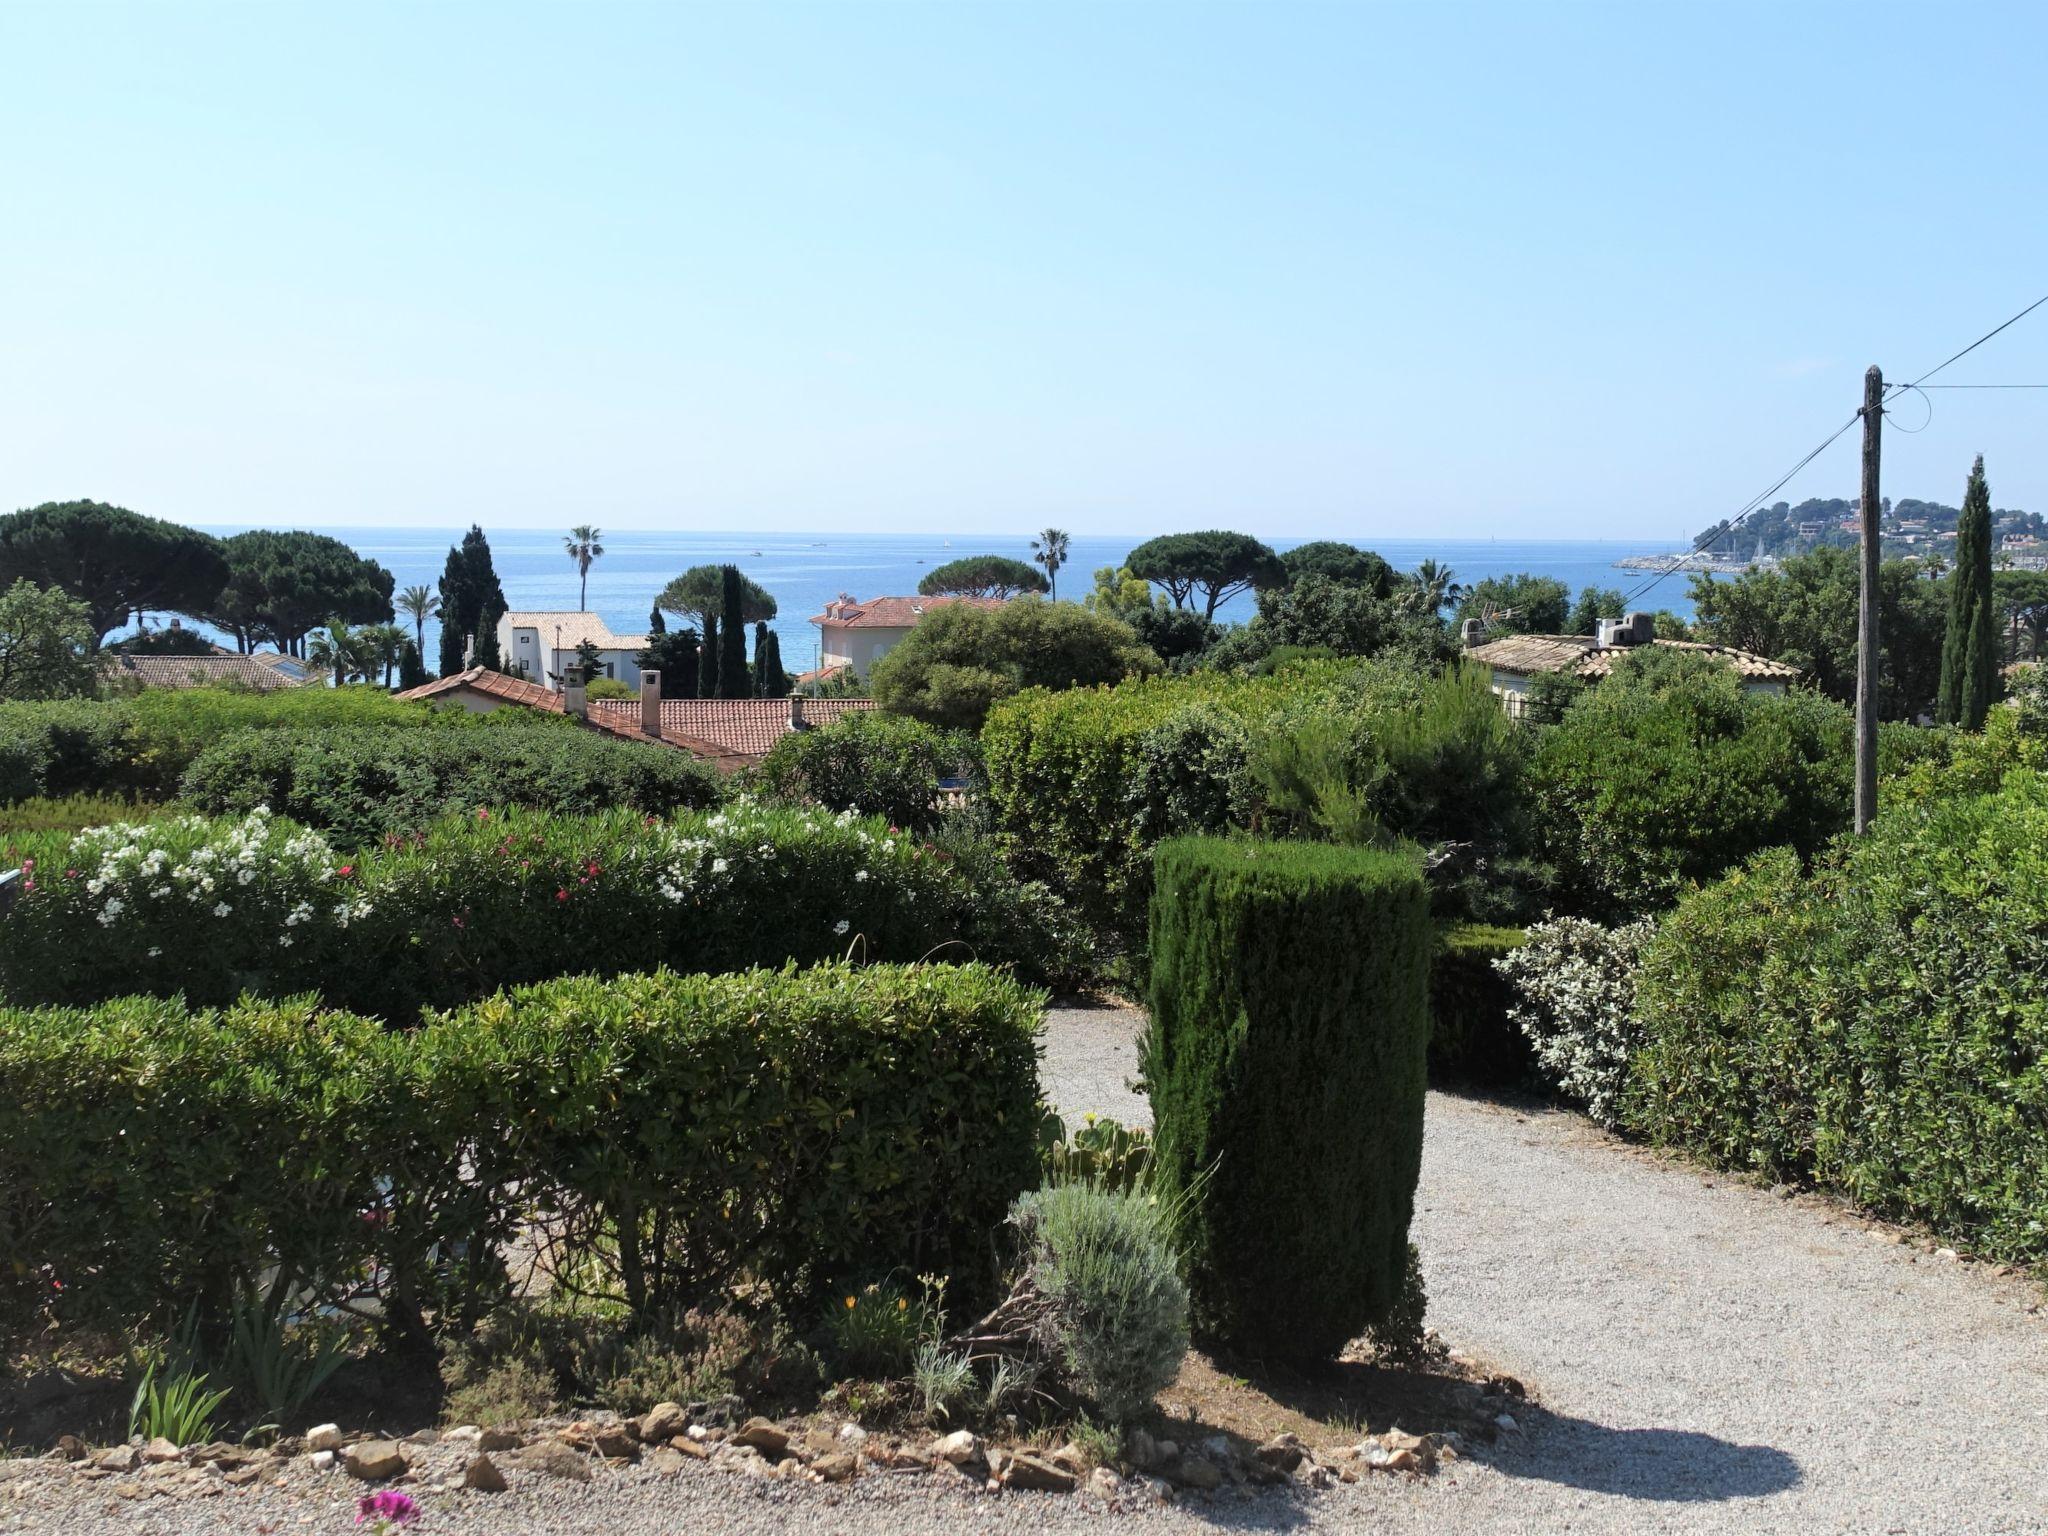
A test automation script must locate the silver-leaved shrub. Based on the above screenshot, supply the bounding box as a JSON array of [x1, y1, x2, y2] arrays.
[[1494, 916, 1656, 1128]]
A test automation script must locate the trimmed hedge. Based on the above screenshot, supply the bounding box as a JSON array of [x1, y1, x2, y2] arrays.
[[180, 725, 722, 844], [1427, 924, 1528, 1085], [1629, 769, 2048, 1260], [0, 688, 541, 804], [0, 801, 1080, 1016], [1145, 836, 1431, 1357], [0, 964, 1042, 1343]]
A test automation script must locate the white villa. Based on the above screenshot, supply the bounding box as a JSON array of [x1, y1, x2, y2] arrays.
[[497, 611, 649, 690], [806, 593, 1004, 681]]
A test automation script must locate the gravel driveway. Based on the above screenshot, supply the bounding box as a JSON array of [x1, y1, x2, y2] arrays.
[[10, 1006, 2046, 1533]]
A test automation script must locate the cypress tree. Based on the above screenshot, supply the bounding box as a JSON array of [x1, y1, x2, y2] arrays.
[[754, 622, 790, 697], [436, 525, 507, 675], [719, 564, 750, 698], [699, 613, 720, 698], [398, 638, 427, 690], [436, 547, 468, 676], [648, 604, 666, 635], [1938, 456, 1999, 729]]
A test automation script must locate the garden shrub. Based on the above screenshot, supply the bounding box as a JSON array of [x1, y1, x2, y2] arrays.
[[0, 687, 539, 804], [1146, 836, 1431, 1358], [753, 710, 976, 833], [1529, 654, 1852, 916], [0, 801, 1081, 1015], [179, 724, 723, 844], [985, 656, 1523, 948], [0, 962, 1041, 1347], [1630, 771, 2048, 1260], [1011, 1183, 1187, 1423], [1427, 923, 1529, 1085], [1494, 917, 1656, 1129]]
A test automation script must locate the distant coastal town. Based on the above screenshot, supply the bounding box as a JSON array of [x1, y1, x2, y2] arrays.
[[1617, 492, 2048, 574]]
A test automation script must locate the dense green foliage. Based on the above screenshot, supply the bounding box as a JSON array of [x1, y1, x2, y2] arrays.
[[436, 525, 507, 677], [657, 565, 777, 627], [1146, 837, 1430, 1357], [637, 627, 702, 698], [754, 623, 789, 697], [203, 530, 396, 657], [0, 501, 230, 645], [1427, 923, 1528, 1085], [753, 709, 972, 832], [718, 565, 749, 698], [1215, 573, 1452, 669], [179, 724, 723, 843], [917, 555, 1048, 598], [984, 659, 1530, 947], [1125, 530, 1284, 620], [1687, 547, 1947, 720], [0, 963, 1041, 1343], [1456, 573, 1569, 635], [1936, 456, 1999, 729], [1278, 541, 1395, 595], [1529, 650, 1852, 914], [0, 688, 480, 804], [699, 613, 721, 698], [0, 580, 96, 701], [0, 801, 1078, 1016], [1629, 769, 2048, 1260], [869, 597, 1160, 731]]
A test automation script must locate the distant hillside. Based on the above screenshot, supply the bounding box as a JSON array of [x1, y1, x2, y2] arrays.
[[1693, 496, 2048, 562]]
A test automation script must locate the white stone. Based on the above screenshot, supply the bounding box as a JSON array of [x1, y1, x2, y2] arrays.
[[308, 1450, 336, 1472], [305, 1425, 343, 1454]]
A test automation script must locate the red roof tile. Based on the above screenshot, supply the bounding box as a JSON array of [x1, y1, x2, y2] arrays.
[[588, 697, 877, 764], [807, 594, 1005, 628], [100, 655, 310, 691], [394, 667, 566, 711]]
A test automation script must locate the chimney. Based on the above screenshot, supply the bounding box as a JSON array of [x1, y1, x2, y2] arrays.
[[640, 669, 661, 736], [1624, 611, 1655, 644], [563, 664, 587, 719], [788, 693, 805, 730], [1459, 618, 1487, 649]]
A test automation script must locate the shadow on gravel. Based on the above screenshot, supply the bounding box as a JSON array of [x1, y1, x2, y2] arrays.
[[1476, 1408, 1802, 1502]]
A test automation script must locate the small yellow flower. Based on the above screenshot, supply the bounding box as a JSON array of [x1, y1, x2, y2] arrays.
[[897, 1298, 908, 1312], [845, 1295, 857, 1309]]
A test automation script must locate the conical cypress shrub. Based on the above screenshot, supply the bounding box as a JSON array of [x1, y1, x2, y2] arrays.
[[1938, 456, 1999, 729]]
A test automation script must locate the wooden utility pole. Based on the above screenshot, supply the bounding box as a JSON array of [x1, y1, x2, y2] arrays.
[[1854, 365, 1883, 833]]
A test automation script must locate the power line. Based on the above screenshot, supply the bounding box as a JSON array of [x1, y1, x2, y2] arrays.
[[1911, 382, 2048, 389], [1616, 412, 1864, 609], [1886, 291, 2048, 395]]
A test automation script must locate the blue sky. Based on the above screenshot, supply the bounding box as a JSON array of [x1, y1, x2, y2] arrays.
[[4, 1, 2046, 539]]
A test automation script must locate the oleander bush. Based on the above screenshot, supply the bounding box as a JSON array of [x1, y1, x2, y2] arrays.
[[1629, 770, 2048, 1260], [1146, 837, 1431, 1358], [0, 801, 1081, 1016], [1494, 916, 1656, 1129], [753, 710, 977, 833], [1427, 923, 1529, 1085], [0, 687, 538, 804], [1528, 653, 1852, 916], [0, 963, 1041, 1347], [179, 724, 723, 844]]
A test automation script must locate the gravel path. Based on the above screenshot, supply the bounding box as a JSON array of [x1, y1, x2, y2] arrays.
[[9, 1008, 2046, 1533]]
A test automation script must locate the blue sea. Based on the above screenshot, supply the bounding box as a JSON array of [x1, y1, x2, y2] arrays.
[[195, 528, 1706, 674]]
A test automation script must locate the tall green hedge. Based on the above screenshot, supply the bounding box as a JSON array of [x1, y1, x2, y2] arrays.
[[0, 964, 1041, 1345], [1630, 769, 2048, 1260], [1145, 836, 1431, 1357], [180, 724, 722, 843], [1428, 923, 1529, 1085], [0, 688, 537, 804], [0, 801, 1082, 1016]]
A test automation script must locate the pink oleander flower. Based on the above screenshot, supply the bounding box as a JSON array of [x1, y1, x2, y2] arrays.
[[356, 1489, 419, 1530]]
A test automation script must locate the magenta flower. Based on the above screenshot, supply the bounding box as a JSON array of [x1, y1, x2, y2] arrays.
[[356, 1489, 419, 1530]]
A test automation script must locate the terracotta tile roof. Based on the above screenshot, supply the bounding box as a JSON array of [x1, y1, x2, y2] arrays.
[[808, 594, 1005, 628], [792, 663, 852, 687], [1572, 640, 1802, 682], [1466, 634, 1800, 683], [588, 697, 877, 764], [1463, 634, 1599, 674], [99, 654, 310, 691], [394, 667, 566, 710], [500, 612, 648, 650]]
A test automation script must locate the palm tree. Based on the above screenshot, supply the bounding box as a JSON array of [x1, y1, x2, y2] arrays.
[[307, 622, 376, 684], [1407, 559, 1465, 616], [396, 585, 440, 656], [360, 623, 408, 688], [565, 525, 605, 611], [1032, 528, 1071, 600]]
